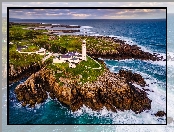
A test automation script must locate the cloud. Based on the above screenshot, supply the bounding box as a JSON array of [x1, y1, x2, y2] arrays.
[[2, 2, 173, 13], [72, 13, 91, 18], [4, 2, 167, 19], [8, 8, 166, 19]]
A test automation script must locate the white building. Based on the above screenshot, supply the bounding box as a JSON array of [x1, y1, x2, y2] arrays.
[[69, 58, 79, 64], [61, 54, 72, 61], [82, 40, 86, 61], [53, 58, 66, 63], [53, 40, 87, 68]]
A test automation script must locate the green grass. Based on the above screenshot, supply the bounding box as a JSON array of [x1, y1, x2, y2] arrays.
[[47, 56, 104, 84], [9, 50, 43, 68], [22, 45, 39, 52], [9, 24, 116, 83], [9, 25, 120, 55], [50, 35, 120, 53]]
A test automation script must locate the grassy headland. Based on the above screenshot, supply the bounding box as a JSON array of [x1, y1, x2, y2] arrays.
[[9, 24, 113, 83], [11, 23, 155, 114], [9, 25, 120, 54], [46, 56, 105, 84], [9, 23, 161, 84]]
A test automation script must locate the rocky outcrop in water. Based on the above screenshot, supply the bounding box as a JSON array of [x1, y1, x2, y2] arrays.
[[115, 43, 164, 61], [70, 70, 151, 113], [87, 37, 164, 61], [154, 111, 166, 117], [15, 67, 152, 114], [118, 69, 146, 87]]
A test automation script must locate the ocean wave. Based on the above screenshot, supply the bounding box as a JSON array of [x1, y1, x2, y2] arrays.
[[74, 31, 165, 58], [68, 67, 166, 124], [154, 43, 166, 46], [87, 31, 96, 34], [89, 34, 103, 36], [111, 35, 165, 56], [105, 59, 166, 77], [52, 24, 59, 25], [70, 103, 166, 124], [142, 60, 166, 67], [81, 26, 93, 29], [69, 25, 79, 26]]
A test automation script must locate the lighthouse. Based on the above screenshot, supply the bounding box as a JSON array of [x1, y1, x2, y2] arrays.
[[82, 40, 86, 61]]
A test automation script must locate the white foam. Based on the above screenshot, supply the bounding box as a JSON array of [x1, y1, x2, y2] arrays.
[[69, 70, 166, 124], [87, 31, 95, 34], [113, 35, 156, 54], [81, 26, 93, 29], [132, 83, 144, 91], [52, 24, 60, 25], [69, 25, 78, 26], [108, 35, 116, 38], [70, 103, 166, 124], [142, 60, 166, 67], [158, 52, 166, 58]]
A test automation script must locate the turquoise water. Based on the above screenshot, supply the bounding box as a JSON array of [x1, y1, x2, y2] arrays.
[[8, 18, 166, 124]]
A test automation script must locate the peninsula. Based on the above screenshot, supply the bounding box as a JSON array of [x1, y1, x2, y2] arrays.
[[9, 22, 165, 115]]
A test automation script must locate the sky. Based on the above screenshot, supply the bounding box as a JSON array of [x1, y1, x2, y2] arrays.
[[8, 9, 166, 19], [2, 2, 174, 19]]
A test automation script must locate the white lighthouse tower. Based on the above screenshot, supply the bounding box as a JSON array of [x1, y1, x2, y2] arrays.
[[82, 40, 86, 61]]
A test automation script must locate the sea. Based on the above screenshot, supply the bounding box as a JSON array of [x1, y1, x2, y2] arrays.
[[3, 15, 174, 130]]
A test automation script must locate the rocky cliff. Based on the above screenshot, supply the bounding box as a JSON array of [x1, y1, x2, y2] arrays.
[[9, 62, 42, 84], [14, 66, 152, 114]]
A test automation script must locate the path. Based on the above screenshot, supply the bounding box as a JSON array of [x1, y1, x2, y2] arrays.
[[42, 52, 52, 63]]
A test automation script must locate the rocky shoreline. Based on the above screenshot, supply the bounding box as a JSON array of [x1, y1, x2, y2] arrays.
[[87, 37, 165, 61], [12, 59, 166, 116], [9, 22, 165, 61], [9, 22, 81, 28], [9, 22, 166, 117], [14, 60, 152, 114]]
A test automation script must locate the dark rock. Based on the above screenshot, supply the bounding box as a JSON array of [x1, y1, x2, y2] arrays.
[[9, 62, 42, 84], [17, 95, 23, 101], [14, 67, 151, 114], [142, 88, 154, 92], [154, 111, 166, 117], [119, 69, 146, 87], [49, 92, 55, 99], [87, 37, 163, 61], [25, 93, 30, 101], [22, 102, 27, 107], [29, 99, 35, 105], [37, 98, 44, 104]]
